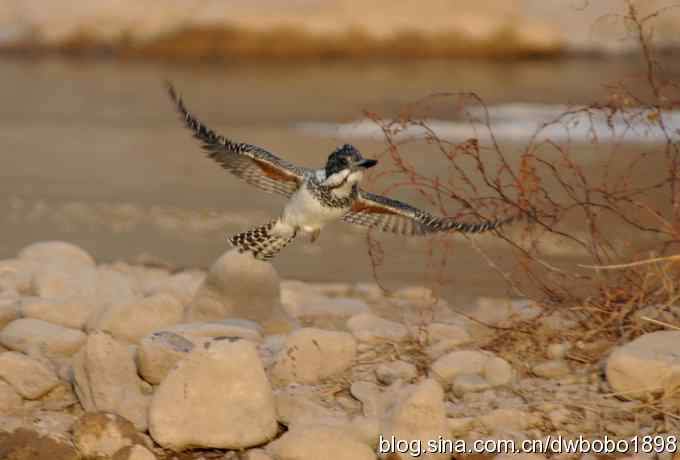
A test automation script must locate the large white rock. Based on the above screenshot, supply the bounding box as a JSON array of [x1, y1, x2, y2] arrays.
[[72, 332, 150, 431], [18, 241, 95, 267], [382, 379, 449, 460], [606, 331, 680, 399], [274, 384, 349, 428], [72, 412, 147, 459], [346, 313, 409, 343], [89, 293, 184, 343], [185, 249, 290, 333], [137, 331, 194, 385], [20, 297, 98, 330], [267, 425, 376, 460], [281, 281, 369, 328], [270, 328, 356, 385], [148, 338, 278, 450], [0, 351, 60, 399], [31, 263, 99, 300], [0, 318, 86, 356], [467, 297, 542, 327]]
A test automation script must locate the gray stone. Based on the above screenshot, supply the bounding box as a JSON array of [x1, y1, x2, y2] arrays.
[[164, 319, 263, 345], [113, 444, 158, 460], [137, 331, 194, 385]]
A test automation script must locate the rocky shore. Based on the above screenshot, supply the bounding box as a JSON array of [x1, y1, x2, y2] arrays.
[[0, 241, 678, 460]]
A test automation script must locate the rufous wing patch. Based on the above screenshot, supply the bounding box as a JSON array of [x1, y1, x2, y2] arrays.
[[254, 158, 300, 184]]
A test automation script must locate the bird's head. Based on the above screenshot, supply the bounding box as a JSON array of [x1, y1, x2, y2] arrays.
[[323, 144, 377, 187]]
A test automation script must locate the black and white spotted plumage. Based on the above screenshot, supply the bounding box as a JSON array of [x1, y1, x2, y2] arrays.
[[343, 191, 517, 236], [167, 84, 309, 198], [228, 220, 296, 261], [167, 83, 520, 261]]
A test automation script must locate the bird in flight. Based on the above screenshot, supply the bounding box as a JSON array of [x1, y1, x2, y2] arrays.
[[167, 84, 518, 261]]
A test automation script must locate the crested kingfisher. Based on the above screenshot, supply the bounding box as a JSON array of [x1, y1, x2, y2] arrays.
[[167, 84, 518, 261]]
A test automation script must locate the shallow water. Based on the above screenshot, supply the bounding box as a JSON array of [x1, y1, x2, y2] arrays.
[[0, 55, 677, 307]]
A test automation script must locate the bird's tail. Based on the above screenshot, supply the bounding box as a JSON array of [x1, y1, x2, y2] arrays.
[[228, 220, 296, 261]]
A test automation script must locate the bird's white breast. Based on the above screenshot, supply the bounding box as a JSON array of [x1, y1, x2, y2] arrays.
[[282, 184, 346, 232]]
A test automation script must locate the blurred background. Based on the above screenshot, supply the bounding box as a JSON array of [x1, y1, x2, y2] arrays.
[[0, 0, 679, 306]]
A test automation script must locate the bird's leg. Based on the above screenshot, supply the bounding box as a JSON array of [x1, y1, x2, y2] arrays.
[[310, 229, 320, 243]]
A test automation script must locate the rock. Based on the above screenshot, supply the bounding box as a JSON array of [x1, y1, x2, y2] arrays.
[[72, 332, 150, 431], [0, 428, 80, 460], [149, 338, 277, 450], [31, 263, 98, 300], [452, 374, 492, 394], [0, 352, 60, 399], [347, 313, 409, 343], [468, 297, 542, 327], [72, 412, 146, 459], [430, 350, 488, 383], [89, 293, 183, 343], [547, 343, 571, 360], [270, 328, 356, 385], [136, 331, 194, 385], [19, 297, 97, 330], [281, 281, 369, 327], [484, 356, 515, 386], [0, 299, 20, 329], [447, 417, 475, 435], [143, 269, 205, 306], [426, 323, 472, 346], [275, 385, 349, 428], [0, 319, 86, 356], [186, 249, 289, 333], [0, 380, 23, 414], [606, 331, 680, 399], [164, 319, 263, 345], [245, 449, 274, 460], [494, 455, 546, 460], [111, 444, 156, 460], [479, 409, 532, 432], [383, 379, 449, 460], [375, 360, 418, 385], [532, 360, 571, 379], [267, 425, 376, 460], [112, 444, 157, 460], [18, 241, 95, 267], [430, 350, 513, 389]]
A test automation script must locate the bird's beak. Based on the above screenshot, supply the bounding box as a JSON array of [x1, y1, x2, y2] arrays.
[[357, 159, 378, 169]]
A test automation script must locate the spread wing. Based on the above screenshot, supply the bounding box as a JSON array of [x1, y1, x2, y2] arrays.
[[167, 84, 309, 197], [343, 190, 517, 236]]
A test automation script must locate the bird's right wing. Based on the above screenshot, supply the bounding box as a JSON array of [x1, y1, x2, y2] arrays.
[[343, 190, 518, 236], [167, 84, 310, 198]]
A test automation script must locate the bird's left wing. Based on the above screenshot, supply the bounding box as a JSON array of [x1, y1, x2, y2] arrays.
[[167, 84, 309, 198], [343, 190, 517, 236]]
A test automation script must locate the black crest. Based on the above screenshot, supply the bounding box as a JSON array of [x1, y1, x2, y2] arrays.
[[325, 144, 363, 177]]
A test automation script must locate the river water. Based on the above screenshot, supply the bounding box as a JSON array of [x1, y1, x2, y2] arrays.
[[1, 55, 677, 306]]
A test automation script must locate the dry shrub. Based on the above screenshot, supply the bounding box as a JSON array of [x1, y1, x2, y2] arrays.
[[363, 2, 680, 339]]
